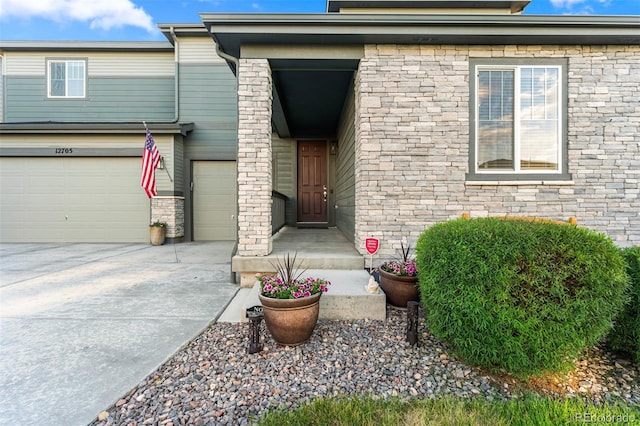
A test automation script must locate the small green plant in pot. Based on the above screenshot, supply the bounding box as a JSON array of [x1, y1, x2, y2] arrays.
[[149, 220, 167, 246], [257, 252, 331, 346], [377, 242, 420, 308]]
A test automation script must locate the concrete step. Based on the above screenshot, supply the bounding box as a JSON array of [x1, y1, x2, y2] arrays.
[[232, 253, 364, 272], [217, 269, 386, 322]]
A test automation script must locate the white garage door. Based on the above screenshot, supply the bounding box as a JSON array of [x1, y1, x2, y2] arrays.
[[0, 157, 149, 243], [193, 161, 236, 241]]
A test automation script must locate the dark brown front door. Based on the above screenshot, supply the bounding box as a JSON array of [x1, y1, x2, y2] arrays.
[[297, 141, 327, 223]]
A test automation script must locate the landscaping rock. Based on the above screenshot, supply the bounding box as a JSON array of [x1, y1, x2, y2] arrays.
[[89, 308, 640, 425]]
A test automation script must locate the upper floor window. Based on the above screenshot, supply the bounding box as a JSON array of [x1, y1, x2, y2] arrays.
[[47, 59, 86, 98], [468, 59, 570, 182]]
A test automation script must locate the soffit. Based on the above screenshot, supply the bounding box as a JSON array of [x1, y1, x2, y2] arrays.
[[269, 59, 358, 139]]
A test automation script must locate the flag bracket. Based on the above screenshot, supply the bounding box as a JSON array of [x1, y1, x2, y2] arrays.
[[161, 157, 173, 182]]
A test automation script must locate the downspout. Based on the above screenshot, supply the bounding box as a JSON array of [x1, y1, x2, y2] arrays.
[[215, 43, 241, 284], [169, 26, 180, 123]]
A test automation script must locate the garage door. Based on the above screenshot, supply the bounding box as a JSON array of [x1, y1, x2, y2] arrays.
[[0, 157, 149, 243], [193, 161, 236, 241]]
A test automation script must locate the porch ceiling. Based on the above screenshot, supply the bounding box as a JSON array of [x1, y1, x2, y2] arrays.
[[269, 59, 358, 139]]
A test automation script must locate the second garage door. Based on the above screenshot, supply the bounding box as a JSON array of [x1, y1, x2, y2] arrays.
[[0, 157, 149, 243], [192, 161, 236, 241]]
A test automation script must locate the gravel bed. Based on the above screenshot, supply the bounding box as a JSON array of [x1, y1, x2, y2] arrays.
[[91, 307, 639, 425]]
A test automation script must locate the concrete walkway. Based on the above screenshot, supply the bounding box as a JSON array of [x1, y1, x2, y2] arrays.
[[0, 242, 239, 426]]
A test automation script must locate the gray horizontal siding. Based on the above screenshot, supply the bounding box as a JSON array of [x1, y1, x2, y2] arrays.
[[335, 84, 356, 242], [273, 138, 296, 224], [4, 76, 175, 122], [180, 63, 238, 157]]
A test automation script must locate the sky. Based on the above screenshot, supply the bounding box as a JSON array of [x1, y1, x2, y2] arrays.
[[0, 0, 638, 42]]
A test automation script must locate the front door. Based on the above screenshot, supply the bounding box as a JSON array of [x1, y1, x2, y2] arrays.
[[297, 141, 327, 223]]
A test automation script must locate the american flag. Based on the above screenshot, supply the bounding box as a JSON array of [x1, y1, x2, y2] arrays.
[[141, 129, 160, 198]]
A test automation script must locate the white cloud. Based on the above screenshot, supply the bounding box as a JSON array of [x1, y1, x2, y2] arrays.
[[0, 0, 156, 33], [549, 0, 609, 10]]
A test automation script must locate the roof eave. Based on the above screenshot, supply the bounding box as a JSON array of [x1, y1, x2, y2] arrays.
[[0, 41, 174, 52], [202, 13, 640, 59], [0, 122, 195, 136], [326, 1, 532, 13], [157, 23, 209, 44]]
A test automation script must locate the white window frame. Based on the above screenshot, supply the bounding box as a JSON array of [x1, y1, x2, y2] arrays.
[[47, 59, 86, 99], [468, 58, 570, 182]]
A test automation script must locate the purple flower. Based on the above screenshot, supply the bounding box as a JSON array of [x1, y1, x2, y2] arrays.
[[258, 274, 332, 300], [380, 260, 419, 277]]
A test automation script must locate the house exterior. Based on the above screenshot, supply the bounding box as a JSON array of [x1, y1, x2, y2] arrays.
[[2, 1, 639, 282], [0, 28, 238, 243]]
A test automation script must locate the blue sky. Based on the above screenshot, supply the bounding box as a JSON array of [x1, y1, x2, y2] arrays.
[[0, 0, 638, 42]]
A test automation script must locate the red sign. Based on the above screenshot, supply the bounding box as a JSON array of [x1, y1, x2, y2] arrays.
[[365, 238, 379, 255]]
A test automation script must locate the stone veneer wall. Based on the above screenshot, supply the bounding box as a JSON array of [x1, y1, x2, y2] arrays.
[[151, 196, 185, 242], [237, 59, 273, 256], [355, 44, 640, 261]]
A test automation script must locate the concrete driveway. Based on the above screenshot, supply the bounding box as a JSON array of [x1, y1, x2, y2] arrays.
[[0, 242, 239, 426]]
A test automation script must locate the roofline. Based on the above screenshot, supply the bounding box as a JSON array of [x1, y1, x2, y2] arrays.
[[202, 12, 640, 28], [326, 1, 531, 13], [157, 23, 209, 44], [0, 41, 174, 52], [0, 122, 195, 136], [202, 13, 640, 59]]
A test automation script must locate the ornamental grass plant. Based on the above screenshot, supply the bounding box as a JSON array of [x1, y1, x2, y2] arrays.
[[415, 217, 630, 378], [257, 252, 331, 300], [379, 243, 418, 277]]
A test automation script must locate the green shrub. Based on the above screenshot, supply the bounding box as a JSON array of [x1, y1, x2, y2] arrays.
[[415, 218, 629, 377], [605, 246, 640, 363]]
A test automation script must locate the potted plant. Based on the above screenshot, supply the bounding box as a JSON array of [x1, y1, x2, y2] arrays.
[[377, 242, 420, 308], [257, 253, 331, 346], [149, 220, 167, 246]]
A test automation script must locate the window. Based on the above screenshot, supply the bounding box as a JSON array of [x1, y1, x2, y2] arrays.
[[468, 59, 569, 181], [48, 59, 86, 98]]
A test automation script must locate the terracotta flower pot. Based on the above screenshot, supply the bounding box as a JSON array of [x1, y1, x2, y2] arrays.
[[378, 268, 420, 308], [258, 292, 321, 346]]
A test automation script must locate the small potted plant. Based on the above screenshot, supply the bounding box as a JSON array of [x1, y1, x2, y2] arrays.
[[377, 242, 419, 308], [257, 252, 331, 346], [149, 220, 167, 246]]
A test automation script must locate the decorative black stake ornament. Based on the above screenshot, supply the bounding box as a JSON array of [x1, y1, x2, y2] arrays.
[[406, 301, 419, 346], [246, 306, 264, 354]]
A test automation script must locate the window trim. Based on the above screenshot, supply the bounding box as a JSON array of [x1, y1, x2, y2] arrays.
[[466, 58, 571, 182], [46, 58, 87, 99]]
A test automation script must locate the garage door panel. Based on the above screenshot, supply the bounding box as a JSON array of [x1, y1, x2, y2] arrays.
[[0, 158, 149, 243], [193, 161, 236, 241]]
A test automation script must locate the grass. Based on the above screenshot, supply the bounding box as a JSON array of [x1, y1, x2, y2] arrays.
[[256, 395, 640, 426]]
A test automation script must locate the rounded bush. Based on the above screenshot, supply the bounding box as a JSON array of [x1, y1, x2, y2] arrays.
[[605, 246, 640, 363], [415, 218, 629, 377]]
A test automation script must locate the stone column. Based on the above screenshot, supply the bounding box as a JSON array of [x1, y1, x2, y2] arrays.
[[150, 196, 185, 243], [237, 59, 273, 256]]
